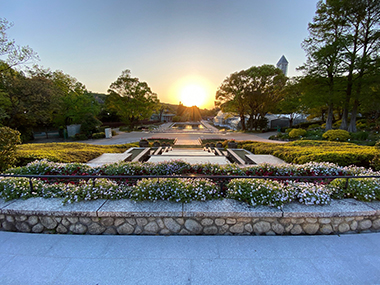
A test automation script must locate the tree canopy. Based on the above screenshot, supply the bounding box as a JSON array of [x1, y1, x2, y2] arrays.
[[106, 70, 160, 127], [215, 65, 287, 131]]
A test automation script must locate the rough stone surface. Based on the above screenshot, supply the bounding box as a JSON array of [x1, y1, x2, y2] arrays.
[[230, 223, 244, 234], [373, 219, 380, 230], [184, 219, 202, 234], [203, 226, 218, 235], [27, 216, 39, 226], [350, 220, 358, 231], [114, 218, 125, 227], [201, 218, 213, 226], [16, 222, 30, 232], [253, 221, 271, 234], [67, 217, 78, 224], [144, 221, 159, 233], [32, 223, 44, 233], [56, 224, 68, 234], [338, 223, 350, 233], [70, 223, 87, 234], [117, 223, 134, 235], [136, 218, 148, 227], [320, 224, 333, 234], [319, 218, 331, 224], [358, 220, 372, 230], [15, 215, 27, 222], [103, 227, 117, 235], [215, 218, 225, 226], [164, 218, 181, 233], [226, 218, 236, 225], [244, 224, 253, 233], [305, 218, 317, 224], [88, 223, 106, 235], [272, 223, 285, 235], [290, 225, 302, 235], [303, 223, 319, 235], [100, 217, 114, 227], [40, 217, 58, 229], [79, 217, 92, 225]]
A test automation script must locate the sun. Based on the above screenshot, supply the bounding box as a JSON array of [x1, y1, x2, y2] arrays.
[[180, 84, 207, 107]]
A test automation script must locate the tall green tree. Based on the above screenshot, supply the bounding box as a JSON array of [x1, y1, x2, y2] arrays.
[[299, 0, 347, 131], [0, 18, 38, 73], [106, 70, 160, 127], [244, 65, 287, 130], [215, 70, 248, 131]]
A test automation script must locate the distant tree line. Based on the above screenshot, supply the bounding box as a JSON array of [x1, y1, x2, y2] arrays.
[[216, 0, 380, 132]]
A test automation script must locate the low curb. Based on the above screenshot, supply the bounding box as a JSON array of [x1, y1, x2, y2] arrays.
[[1, 198, 379, 235]]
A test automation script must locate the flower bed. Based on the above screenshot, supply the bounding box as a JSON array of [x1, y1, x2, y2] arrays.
[[1, 160, 380, 206]]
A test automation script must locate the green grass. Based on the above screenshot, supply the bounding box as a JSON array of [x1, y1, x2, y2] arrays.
[[16, 142, 138, 166]]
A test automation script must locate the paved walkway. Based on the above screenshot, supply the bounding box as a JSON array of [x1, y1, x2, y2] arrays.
[[0, 231, 379, 284]]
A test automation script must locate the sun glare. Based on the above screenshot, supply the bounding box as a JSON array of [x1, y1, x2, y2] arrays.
[[180, 84, 207, 107]]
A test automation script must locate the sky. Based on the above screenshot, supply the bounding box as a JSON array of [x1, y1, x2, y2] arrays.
[[1, 0, 318, 109]]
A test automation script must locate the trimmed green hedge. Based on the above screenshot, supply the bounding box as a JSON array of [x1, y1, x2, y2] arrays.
[[15, 142, 138, 166], [240, 140, 379, 169]]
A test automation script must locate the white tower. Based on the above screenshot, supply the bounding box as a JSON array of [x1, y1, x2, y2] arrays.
[[276, 55, 288, 76]]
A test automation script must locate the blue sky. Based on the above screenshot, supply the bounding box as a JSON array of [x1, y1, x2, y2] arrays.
[[1, 0, 318, 108]]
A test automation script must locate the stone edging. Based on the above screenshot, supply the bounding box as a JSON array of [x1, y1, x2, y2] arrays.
[[0, 198, 380, 235]]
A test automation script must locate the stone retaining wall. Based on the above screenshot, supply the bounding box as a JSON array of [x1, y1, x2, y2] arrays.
[[1, 198, 380, 235]]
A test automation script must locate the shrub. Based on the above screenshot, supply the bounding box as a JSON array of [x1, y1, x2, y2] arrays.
[[307, 124, 321, 130], [130, 178, 219, 203], [226, 179, 294, 209], [12, 143, 136, 166], [289, 129, 307, 139], [74, 133, 88, 141], [350, 131, 369, 141], [0, 126, 21, 171], [330, 178, 380, 201], [92, 132, 105, 139], [80, 114, 102, 136], [322, 129, 350, 141]]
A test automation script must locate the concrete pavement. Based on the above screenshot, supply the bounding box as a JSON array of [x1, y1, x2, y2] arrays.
[[0, 231, 379, 284]]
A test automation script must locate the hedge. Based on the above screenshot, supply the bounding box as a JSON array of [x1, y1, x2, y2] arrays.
[[15, 142, 138, 166], [240, 140, 379, 169]]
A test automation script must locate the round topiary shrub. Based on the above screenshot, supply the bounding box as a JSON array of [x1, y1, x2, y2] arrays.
[[289, 128, 307, 139], [322, 129, 350, 141]]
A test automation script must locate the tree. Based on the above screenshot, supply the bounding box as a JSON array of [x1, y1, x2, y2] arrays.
[[300, 0, 380, 132], [244, 65, 287, 130], [276, 77, 305, 127], [106, 70, 160, 127], [215, 71, 248, 131], [299, 0, 347, 131], [0, 18, 38, 73]]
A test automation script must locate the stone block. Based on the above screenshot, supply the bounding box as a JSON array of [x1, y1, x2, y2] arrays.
[[117, 223, 134, 235], [16, 222, 30, 232], [320, 224, 333, 234], [164, 218, 181, 233], [230, 223, 244, 234], [100, 217, 114, 227], [203, 226, 218, 235], [144, 221, 159, 233], [358, 220, 372, 230], [272, 223, 284, 235], [290, 224, 302, 235], [88, 223, 106, 235], [303, 223, 319, 235], [184, 219, 202, 234], [70, 223, 87, 234], [40, 216, 57, 229], [201, 218, 213, 226], [253, 221, 271, 234]]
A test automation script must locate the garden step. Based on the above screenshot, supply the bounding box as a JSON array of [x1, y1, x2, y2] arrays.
[[86, 153, 132, 167], [246, 154, 286, 165]]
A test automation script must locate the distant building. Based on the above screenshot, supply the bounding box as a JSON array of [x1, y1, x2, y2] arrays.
[[276, 55, 288, 76]]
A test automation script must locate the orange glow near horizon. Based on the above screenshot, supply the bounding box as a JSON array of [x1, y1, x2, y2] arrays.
[[169, 75, 214, 109]]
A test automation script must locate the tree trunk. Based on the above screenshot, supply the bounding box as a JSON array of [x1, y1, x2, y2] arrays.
[[240, 114, 246, 131], [325, 103, 334, 131], [348, 99, 359, 133]]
